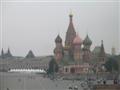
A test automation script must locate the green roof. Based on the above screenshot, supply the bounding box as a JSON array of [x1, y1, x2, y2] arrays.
[[60, 55, 75, 66]]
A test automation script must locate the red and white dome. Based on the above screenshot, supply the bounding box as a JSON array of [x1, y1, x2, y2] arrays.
[[73, 34, 82, 44]]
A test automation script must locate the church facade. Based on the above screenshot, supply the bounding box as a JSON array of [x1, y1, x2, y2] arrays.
[[54, 14, 106, 74]]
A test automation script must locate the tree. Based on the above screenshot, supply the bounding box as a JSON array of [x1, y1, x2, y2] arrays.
[[47, 58, 59, 75], [104, 57, 119, 73]]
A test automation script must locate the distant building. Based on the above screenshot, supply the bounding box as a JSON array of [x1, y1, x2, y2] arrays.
[[0, 49, 51, 71], [0, 48, 13, 59], [25, 50, 35, 58], [98, 40, 106, 64], [111, 47, 116, 55], [92, 46, 101, 56]]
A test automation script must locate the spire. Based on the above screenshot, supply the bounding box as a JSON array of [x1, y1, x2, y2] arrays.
[[6, 48, 12, 57], [69, 12, 73, 25], [65, 13, 76, 47], [55, 34, 62, 43], [101, 40, 103, 44], [99, 40, 105, 57], [101, 40, 104, 51], [1, 48, 4, 55], [1, 48, 4, 58], [83, 34, 92, 46], [69, 11, 73, 22], [69, 9, 73, 16], [7, 48, 10, 54]]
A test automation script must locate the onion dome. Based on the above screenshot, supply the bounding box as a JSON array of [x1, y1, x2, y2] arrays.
[[83, 35, 92, 45], [55, 35, 62, 43], [73, 34, 82, 44]]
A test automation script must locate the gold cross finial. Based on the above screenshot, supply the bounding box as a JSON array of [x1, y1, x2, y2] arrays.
[[69, 9, 73, 17]]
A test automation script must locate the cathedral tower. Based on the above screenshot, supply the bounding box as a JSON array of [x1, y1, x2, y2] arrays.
[[73, 34, 82, 62], [99, 40, 106, 63], [1, 48, 4, 59], [54, 35, 63, 63], [65, 13, 76, 57], [6, 48, 13, 57], [83, 34, 92, 62]]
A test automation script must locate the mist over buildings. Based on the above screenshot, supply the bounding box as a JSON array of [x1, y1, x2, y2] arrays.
[[0, 0, 119, 56]]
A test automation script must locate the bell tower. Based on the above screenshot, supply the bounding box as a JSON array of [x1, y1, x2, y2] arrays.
[[83, 34, 92, 62], [54, 35, 63, 63]]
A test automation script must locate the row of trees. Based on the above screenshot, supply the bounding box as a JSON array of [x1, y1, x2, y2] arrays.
[[104, 57, 119, 73], [47, 58, 59, 75]]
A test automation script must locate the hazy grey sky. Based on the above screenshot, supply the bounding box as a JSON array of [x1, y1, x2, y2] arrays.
[[0, 0, 120, 56]]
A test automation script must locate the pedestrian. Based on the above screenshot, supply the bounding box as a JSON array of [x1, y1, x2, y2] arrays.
[[114, 79, 118, 84], [74, 85, 78, 90], [103, 80, 106, 85]]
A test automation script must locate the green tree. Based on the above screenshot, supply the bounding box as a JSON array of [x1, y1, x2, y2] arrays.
[[47, 58, 59, 75], [104, 57, 119, 72]]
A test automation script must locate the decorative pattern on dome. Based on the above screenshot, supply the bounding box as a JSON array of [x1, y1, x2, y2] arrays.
[[55, 35, 62, 43], [83, 35, 92, 45], [73, 34, 82, 44]]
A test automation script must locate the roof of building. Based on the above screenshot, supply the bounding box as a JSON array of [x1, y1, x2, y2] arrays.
[[55, 35, 62, 43], [73, 34, 82, 44], [0, 48, 13, 59], [60, 54, 75, 66], [92, 46, 101, 55], [99, 40, 105, 57], [65, 14, 76, 46], [83, 34, 92, 45], [0, 56, 52, 70], [25, 50, 35, 58]]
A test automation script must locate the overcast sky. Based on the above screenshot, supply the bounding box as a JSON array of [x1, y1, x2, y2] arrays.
[[0, 0, 120, 56]]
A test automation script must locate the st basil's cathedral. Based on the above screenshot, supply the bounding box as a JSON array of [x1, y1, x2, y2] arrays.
[[54, 13, 106, 74]]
